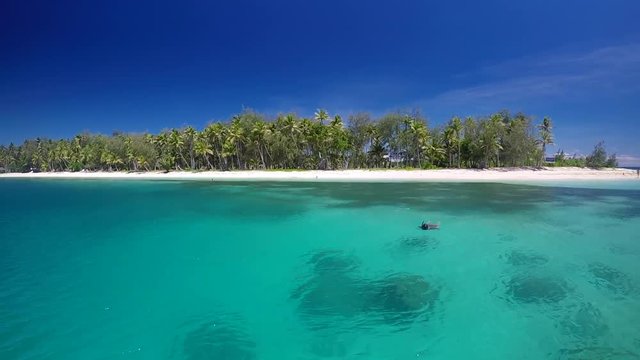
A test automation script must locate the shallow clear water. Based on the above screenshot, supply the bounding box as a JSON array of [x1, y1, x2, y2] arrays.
[[1, 180, 640, 359]]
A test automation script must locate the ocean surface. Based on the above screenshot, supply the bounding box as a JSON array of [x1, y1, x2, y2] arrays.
[[1, 179, 640, 360]]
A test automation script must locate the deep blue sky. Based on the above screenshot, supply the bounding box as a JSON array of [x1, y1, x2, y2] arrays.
[[1, 0, 639, 164]]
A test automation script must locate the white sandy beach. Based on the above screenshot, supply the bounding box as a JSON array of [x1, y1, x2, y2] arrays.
[[0, 167, 638, 182]]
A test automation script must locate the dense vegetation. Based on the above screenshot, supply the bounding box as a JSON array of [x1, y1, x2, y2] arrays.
[[0, 110, 617, 172], [550, 143, 618, 168]]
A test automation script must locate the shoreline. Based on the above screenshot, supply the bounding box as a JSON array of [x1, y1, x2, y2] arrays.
[[1, 167, 638, 183]]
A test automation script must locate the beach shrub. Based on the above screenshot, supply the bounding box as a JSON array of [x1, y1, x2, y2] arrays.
[[586, 142, 617, 168], [550, 151, 587, 167]]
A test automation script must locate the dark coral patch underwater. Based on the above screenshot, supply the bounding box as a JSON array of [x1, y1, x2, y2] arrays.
[[505, 275, 570, 304], [180, 316, 255, 360], [504, 250, 549, 267], [292, 251, 441, 330], [588, 262, 635, 296]]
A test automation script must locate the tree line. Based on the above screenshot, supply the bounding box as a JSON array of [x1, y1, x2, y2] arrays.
[[0, 109, 617, 172]]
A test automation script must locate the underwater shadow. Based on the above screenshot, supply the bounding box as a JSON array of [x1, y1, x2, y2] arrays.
[[504, 275, 570, 304], [174, 313, 256, 360], [501, 250, 549, 267], [588, 262, 636, 297], [390, 235, 439, 255], [175, 182, 312, 221], [291, 250, 441, 332]]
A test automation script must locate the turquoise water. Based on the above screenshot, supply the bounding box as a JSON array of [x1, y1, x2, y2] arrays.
[[1, 180, 640, 359]]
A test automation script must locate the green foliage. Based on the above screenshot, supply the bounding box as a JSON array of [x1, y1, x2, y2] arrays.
[[538, 117, 553, 165], [502, 113, 537, 167], [549, 151, 586, 167], [586, 142, 618, 169], [0, 109, 564, 173]]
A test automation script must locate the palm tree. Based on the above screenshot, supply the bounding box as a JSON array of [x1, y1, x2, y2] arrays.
[[183, 126, 198, 170], [427, 138, 446, 166], [0, 146, 7, 171], [327, 115, 350, 169], [250, 120, 271, 169], [486, 114, 505, 167], [194, 133, 214, 169], [203, 123, 225, 170], [274, 114, 301, 167], [309, 120, 329, 169], [413, 122, 430, 168], [368, 137, 385, 168], [142, 134, 158, 170], [123, 136, 137, 171], [137, 154, 150, 171], [282, 114, 300, 141], [538, 117, 553, 166], [227, 116, 245, 169], [150, 133, 169, 170], [2, 108, 563, 173], [168, 129, 187, 170], [314, 109, 329, 125], [101, 150, 123, 171], [70, 135, 83, 170], [443, 127, 455, 167], [362, 124, 384, 168], [299, 118, 315, 167], [451, 117, 462, 167], [402, 116, 429, 167]]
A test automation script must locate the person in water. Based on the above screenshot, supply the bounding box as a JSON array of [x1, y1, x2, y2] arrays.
[[421, 220, 441, 230], [421, 221, 434, 230]]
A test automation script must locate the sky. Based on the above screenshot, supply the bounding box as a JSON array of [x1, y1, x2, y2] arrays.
[[1, 0, 639, 165]]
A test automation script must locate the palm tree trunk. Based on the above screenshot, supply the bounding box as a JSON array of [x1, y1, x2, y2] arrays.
[[235, 142, 242, 169], [259, 146, 266, 169], [265, 146, 272, 169], [178, 153, 188, 169], [213, 145, 222, 170]]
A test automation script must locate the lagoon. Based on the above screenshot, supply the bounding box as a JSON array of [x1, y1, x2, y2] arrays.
[[1, 180, 639, 359]]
